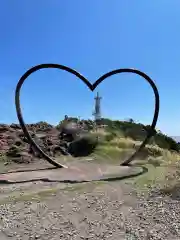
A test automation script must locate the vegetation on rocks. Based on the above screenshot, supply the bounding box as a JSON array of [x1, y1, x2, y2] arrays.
[[58, 117, 180, 151], [0, 117, 180, 165]]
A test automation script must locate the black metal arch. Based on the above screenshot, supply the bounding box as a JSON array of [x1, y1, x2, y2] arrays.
[[15, 64, 160, 168]]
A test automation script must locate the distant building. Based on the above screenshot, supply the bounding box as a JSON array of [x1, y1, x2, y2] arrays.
[[92, 92, 103, 126], [92, 92, 107, 129], [92, 92, 102, 121]]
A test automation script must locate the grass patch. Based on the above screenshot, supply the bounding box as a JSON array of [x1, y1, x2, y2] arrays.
[[123, 150, 180, 194], [133, 164, 167, 190], [0, 187, 60, 205], [0, 181, 107, 205], [91, 145, 132, 164], [89, 138, 180, 194], [95, 136, 164, 162]]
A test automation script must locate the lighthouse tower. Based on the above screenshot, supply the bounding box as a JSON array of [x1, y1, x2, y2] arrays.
[[93, 92, 102, 125]]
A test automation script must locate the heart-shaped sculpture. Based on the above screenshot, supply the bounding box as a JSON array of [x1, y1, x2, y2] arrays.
[[15, 64, 160, 168]]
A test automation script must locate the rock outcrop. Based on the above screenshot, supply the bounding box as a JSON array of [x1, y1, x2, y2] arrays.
[[0, 122, 97, 164]]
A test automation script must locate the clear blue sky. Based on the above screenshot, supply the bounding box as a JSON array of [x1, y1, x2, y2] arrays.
[[0, 1, 180, 136]]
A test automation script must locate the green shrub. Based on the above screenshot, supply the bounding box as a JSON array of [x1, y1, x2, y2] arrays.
[[104, 132, 117, 142], [56, 117, 180, 153]]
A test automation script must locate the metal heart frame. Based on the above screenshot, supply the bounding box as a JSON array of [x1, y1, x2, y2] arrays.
[[15, 63, 160, 168]]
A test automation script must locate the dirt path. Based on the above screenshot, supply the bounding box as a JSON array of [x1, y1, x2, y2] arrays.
[[0, 180, 138, 240], [0, 179, 179, 240], [0, 159, 180, 239], [0, 158, 135, 239], [0, 162, 144, 184]]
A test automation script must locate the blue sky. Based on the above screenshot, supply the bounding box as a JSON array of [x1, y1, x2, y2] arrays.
[[0, 1, 180, 136]]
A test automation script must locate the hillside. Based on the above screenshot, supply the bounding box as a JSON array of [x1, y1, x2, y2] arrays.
[[58, 117, 180, 152], [0, 118, 179, 166]]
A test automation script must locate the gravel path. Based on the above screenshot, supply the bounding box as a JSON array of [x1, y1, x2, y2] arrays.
[[0, 181, 133, 240], [124, 190, 180, 239], [0, 181, 179, 239]]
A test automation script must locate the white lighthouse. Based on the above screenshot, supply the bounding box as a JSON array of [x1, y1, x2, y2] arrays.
[[92, 92, 102, 122]]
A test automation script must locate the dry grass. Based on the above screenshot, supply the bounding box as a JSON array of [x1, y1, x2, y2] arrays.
[[95, 136, 165, 161], [90, 136, 180, 194]]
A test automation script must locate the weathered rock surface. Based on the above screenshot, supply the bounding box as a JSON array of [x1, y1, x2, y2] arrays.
[[0, 123, 97, 163], [0, 123, 65, 162]]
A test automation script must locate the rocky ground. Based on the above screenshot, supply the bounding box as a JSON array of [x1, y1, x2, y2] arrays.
[[1, 123, 180, 239], [0, 180, 179, 240], [0, 122, 97, 165], [0, 122, 70, 164]]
